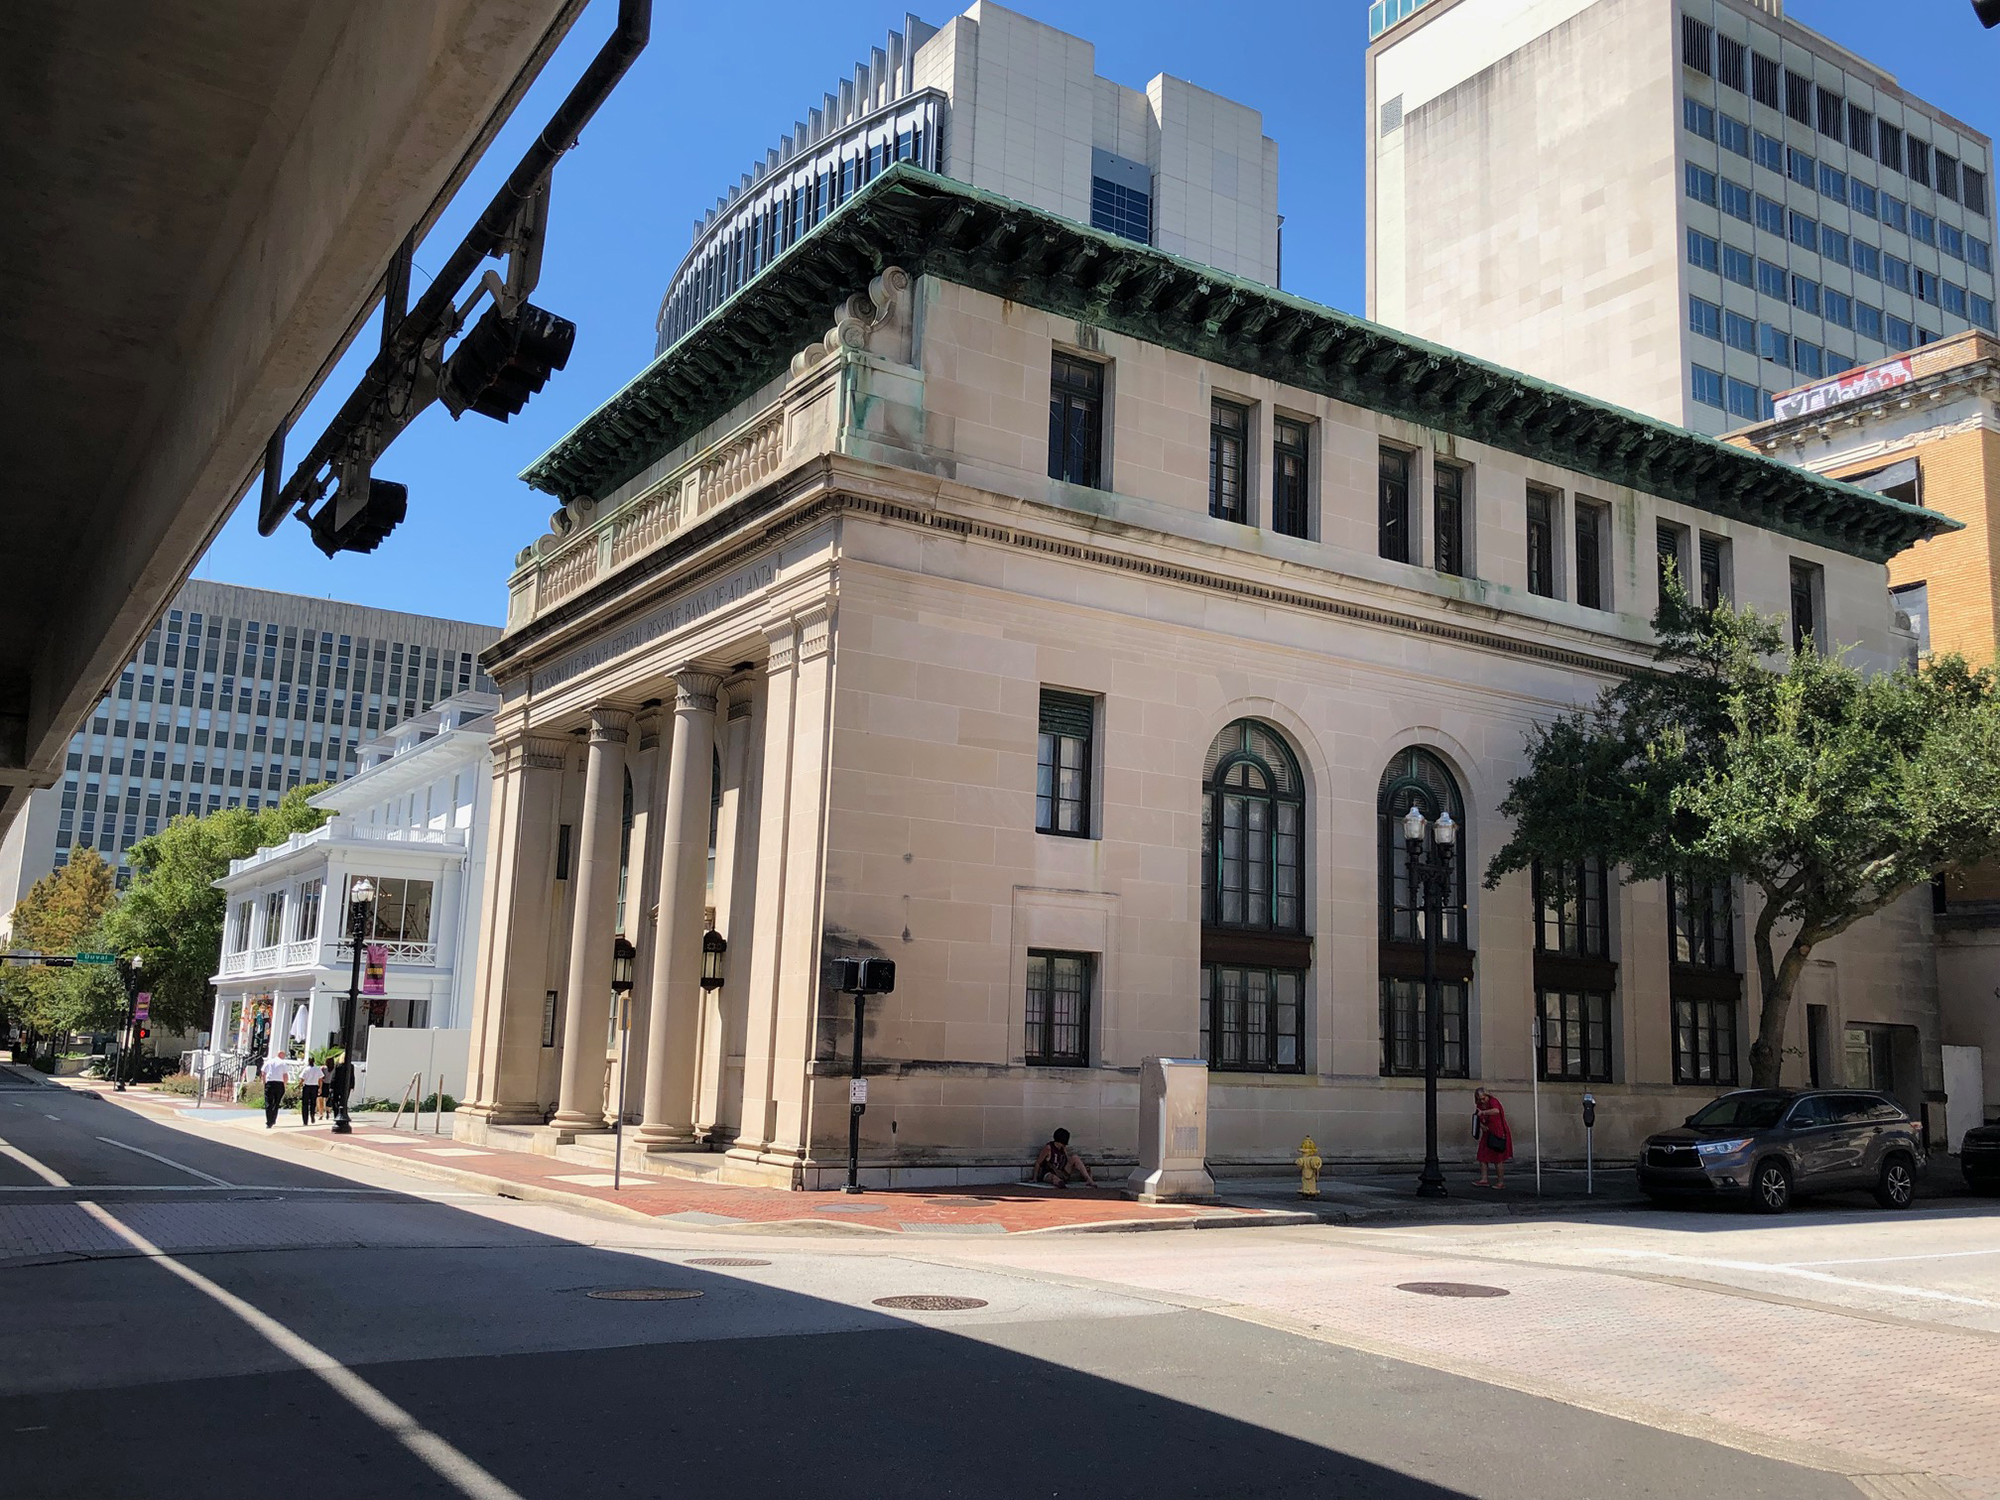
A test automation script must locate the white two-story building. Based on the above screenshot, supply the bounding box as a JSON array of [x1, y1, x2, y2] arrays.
[[208, 693, 496, 1101]]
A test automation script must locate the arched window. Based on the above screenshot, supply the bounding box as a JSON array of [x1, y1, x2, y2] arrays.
[[1377, 748, 1470, 1078], [1200, 720, 1308, 1073]]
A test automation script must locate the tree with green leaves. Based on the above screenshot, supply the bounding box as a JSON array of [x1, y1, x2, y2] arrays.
[[1487, 586, 2000, 1088], [104, 785, 332, 1037], [0, 847, 119, 1051]]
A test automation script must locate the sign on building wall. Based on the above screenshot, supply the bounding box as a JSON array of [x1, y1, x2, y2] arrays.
[[1773, 358, 1914, 421]]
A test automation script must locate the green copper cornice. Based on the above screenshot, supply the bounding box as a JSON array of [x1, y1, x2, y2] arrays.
[[524, 165, 1953, 563]]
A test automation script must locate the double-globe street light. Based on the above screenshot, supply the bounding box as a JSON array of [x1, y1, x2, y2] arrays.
[[332, 877, 376, 1135], [1400, 802, 1456, 1199]]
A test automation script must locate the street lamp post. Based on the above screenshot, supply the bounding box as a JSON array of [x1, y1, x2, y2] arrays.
[[114, 954, 144, 1093], [610, 936, 636, 1190], [1401, 803, 1457, 1199], [332, 877, 375, 1135]]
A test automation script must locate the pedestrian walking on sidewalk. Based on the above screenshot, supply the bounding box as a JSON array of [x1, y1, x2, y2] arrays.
[[261, 1052, 293, 1129], [299, 1058, 324, 1125], [1472, 1088, 1512, 1188]]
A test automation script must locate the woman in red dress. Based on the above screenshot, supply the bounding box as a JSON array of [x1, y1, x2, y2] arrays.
[[1473, 1088, 1513, 1188]]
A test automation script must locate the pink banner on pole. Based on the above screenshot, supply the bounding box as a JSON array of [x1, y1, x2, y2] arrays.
[[363, 944, 387, 996]]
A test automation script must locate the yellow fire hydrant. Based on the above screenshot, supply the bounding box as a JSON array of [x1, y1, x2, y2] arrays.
[[1295, 1135, 1324, 1198]]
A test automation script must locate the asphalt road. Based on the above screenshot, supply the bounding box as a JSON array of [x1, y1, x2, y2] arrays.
[[0, 1075, 1913, 1500]]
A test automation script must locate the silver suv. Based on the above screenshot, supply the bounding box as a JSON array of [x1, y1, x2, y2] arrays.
[[1637, 1088, 1924, 1213]]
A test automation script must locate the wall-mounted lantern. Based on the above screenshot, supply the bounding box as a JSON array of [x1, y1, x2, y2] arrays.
[[701, 929, 728, 991], [611, 935, 636, 995]]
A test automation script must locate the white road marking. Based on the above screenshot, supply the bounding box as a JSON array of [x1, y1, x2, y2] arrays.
[[0, 1135, 68, 1186], [77, 1202, 528, 1500], [1597, 1248, 2000, 1310], [95, 1136, 232, 1187], [0, 1185, 388, 1194], [45, 1114, 60, 1120], [1782, 1247, 2000, 1269]]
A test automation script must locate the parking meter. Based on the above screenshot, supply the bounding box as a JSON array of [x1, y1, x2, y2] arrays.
[[1581, 1093, 1597, 1193]]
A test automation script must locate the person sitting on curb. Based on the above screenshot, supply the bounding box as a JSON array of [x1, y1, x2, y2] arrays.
[[1031, 1128, 1097, 1189]]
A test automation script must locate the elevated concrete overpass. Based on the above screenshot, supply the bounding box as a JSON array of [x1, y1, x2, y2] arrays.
[[0, 0, 583, 836]]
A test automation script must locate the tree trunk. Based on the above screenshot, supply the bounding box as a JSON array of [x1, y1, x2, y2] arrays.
[[1750, 909, 1814, 1088]]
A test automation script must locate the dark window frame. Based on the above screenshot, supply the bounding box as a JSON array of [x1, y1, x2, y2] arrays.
[[1210, 397, 1250, 523], [1378, 445, 1412, 563], [1036, 689, 1095, 839], [1533, 855, 1610, 959], [1526, 485, 1557, 598], [1574, 499, 1607, 610], [1272, 416, 1311, 539], [1202, 720, 1307, 934], [1674, 993, 1740, 1086], [1204, 963, 1307, 1075], [1537, 989, 1613, 1083], [1025, 950, 1093, 1067], [1380, 977, 1469, 1079], [1790, 559, 1822, 653], [1048, 353, 1106, 489], [1434, 461, 1467, 578]]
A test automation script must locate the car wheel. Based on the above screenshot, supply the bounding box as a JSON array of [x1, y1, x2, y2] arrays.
[[1750, 1159, 1791, 1213], [1874, 1153, 1916, 1210]]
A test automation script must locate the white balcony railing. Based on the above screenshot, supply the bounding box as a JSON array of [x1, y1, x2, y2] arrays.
[[335, 940, 439, 967], [220, 950, 248, 977], [284, 939, 319, 968], [253, 945, 281, 971]]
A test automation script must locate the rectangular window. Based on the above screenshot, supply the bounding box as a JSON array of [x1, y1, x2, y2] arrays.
[[1940, 223, 1964, 259], [1698, 533, 1727, 611], [1850, 179, 1878, 218], [1722, 243, 1754, 287], [1787, 210, 1818, 252], [1755, 195, 1784, 235], [1687, 228, 1719, 273], [1717, 34, 1745, 92], [1794, 341, 1823, 379], [1434, 461, 1467, 578], [1855, 301, 1883, 341], [261, 889, 285, 947], [1683, 98, 1715, 141], [1910, 209, 1936, 247], [1670, 870, 1735, 971], [1047, 354, 1105, 489], [1883, 254, 1911, 293], [1725, 377, 1762, 421], [1686, 164, 1717, 208], [1786, 147, 1815, 189], [1681, 16, 1711, 73], [1724, 309, 1756, 352], [1751, 52, 1779, 110], [1036, 690, 1093, 838], [1720, 178, 1752, 223], [1887, 313, 1914, 348], [1689, 295, 1721, 340], [1815, 85, 1842, 140], [1882, 195, 1908, 232], [1089, 176, 1152, 244], [1691, 363, 1725, 409], [1937, 153, 1960, 203], [1847, 106, 1873, 156], [1209, 399, 1249, 523], [1852, 241, 1880, 278], [1818, 163, 1846, 201], [1757, 259, 1788, 298], [1790, 560, 1822, 653], [1823, 289, 1853, 328], [1753, 131, 1783, 174], [1538, 991, 1613, 1083], [1719, 115, 1749, 157], [1656, 522, 1687, 600], [1536, 854, 1609, 957], [1024, 951, 1092, 1066], [1526, 486, 1556, 598], [1674, 995, 1739, 1086], [1974, 239, 1995, 273], [1791, 275, 1820, 315], [1908, 139, 1932, 188], [347, 874, 434, 944], [1821, 228, 1849, 266], [1205, 964, 1306, 1074], [1878, 123, 1903, 174], [1943, 281, 1967, 318], [1379, 977, 1468, 1078], [1915, 268, 1940, 306], [1974, 295, 1996, 334], [1966, 168, 1989, 217], [1574, 501, 1606, 610], [1379, 446, 1412, 563], [1783, 70, 1812, 126], [1272, 417, 1311, 539], [1759, 322, 1789, 368]]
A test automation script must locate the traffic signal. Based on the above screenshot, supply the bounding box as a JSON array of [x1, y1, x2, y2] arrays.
[[831, 957, 896, 994], [308, 478, 407, 558], [439, 302, 576, 422], [134, 1025, 149, 1043]]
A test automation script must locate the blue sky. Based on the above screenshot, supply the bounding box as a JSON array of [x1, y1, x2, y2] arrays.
[[192, 0, 2000, 627]]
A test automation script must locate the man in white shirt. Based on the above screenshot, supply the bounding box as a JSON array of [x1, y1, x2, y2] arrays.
[[299, 1058, 325, 1126], [261, 1052, 293, 1129]]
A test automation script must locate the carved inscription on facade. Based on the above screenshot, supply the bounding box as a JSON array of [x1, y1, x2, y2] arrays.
[[531, 560, 777, 693]]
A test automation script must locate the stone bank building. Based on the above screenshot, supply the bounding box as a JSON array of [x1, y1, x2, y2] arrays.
[[457, 167, 1948, 1186]]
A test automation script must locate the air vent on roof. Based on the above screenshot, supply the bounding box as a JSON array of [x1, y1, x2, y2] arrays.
[[1380, 94, 1405, 136]]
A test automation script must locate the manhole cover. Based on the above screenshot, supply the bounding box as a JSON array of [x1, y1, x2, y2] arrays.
[[585, 1288, 704, 1301], [686, 1257, 771, 1267], [1396, 1281, 1509, 1299], [872, 1295, 988, 1312]]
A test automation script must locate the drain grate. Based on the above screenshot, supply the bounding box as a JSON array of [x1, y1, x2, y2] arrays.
[[686, 1257, 771, 1268], [1396, 1281, 1509, 1299], [873, 1294, 988, 1312], [585, 1288, 704, 1301]]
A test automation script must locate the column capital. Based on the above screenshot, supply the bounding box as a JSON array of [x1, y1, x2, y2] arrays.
[[490, 730, 570, 773], [587, 707, 634, 745], [671, 668, 724, 715], [794, 602, 834, 662]]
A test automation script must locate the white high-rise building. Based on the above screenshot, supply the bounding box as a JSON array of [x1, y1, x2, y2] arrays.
[[1366, 0, 1996, 437], [0, 581, 498, 927], [655, 2, 1282, 354]]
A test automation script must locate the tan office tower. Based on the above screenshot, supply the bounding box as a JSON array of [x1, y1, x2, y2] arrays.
[[1366, 0, 1996, 436]]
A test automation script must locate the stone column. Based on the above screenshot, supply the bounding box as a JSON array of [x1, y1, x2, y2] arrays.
[[696, 676, 760, 1138], [550, 707, 632, 1131], [616, 706, 667, 1124], [634, 668, 723, 1147], [461, 731, 568, 1127]]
